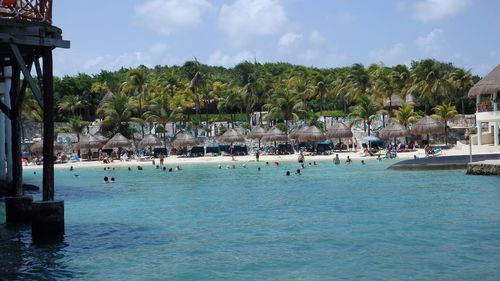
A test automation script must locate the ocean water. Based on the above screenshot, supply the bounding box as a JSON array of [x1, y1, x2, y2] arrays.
[[1, 160, 500, 280]]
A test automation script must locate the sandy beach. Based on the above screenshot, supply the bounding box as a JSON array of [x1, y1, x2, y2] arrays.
[[21, 144, 500, 170]]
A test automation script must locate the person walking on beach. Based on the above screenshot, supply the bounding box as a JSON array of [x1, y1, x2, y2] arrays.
[[255, 150, 260, 162]]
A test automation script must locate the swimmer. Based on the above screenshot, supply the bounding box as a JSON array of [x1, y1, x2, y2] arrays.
[[74, 174, 79, 178], [218, 164, 222, 169], [232, 164, 236, 169], [286, 171, 290, 176], [112, 167, 115, 171], [137, 166, 143, 170], [266, 161, 269, 165], [296, 169, 301, 175], [163, 166, 166, 171], [333, 154, 340, 165], [33, 171, 36, 175], [361, 160, 366, 165], [156, 165, 160, 169], [313, 161, 317, 166], [242, 164, 246, 168], [226, 165, 230, 169], [70, 166, 74, 171], [110, 177, 115, 183], [175, 165, 181, 170], [168, 168, 173, 172], [308, 162, 312, 166], [128, 167, 131, 171], [377, 155, 382, 161], [103, 176, 109, 184], [301, 163, 305, 169], [257, 167, 261, 171], [104, 167, 106, 171], [346, 156, 352, 164]]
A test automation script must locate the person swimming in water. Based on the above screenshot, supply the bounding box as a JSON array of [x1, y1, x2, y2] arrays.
[[286, 171, 290, 176], [70, 166, 74, 171], [346, 156, 352, 164], [333, 154, 340, 165], [103, 176, 109, 184], [295, 169, 301, 175], [110, 177, 115, 183]]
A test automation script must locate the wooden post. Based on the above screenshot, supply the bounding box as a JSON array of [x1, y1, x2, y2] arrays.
[[9, 63, 22, 196], [42, 48, 54, 201]]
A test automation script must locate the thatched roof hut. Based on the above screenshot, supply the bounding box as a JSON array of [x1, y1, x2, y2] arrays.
[[468, 64, 500, 97]]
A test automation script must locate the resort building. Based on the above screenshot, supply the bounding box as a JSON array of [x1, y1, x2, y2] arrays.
[[468, 65, 500, 146]]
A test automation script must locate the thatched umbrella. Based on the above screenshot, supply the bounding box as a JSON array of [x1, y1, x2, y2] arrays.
[[139, 134, 163, 148], [74, 135, 104, 151], [379, 122, 410, 145], [218, 128, 245, 144], [30, 140, 64, 154], [411, 116, 444, 144], [405, 94, 417, 106], [93, 132, 109, 144], [468, 64, 500, 98], [171, 129, 199, 147], [384, 94, 404, 108], [297, 125, 326, 143], [103, 133, 132, 150], [326, 122, 353, 151], [247, 126, 267, 150], [262, 127, 288, 142]]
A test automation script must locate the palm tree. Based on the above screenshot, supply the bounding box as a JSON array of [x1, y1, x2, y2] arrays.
[[144, 91, 175, 149], [349, 95, 383, 136], [58, 95, 83, 117], [182, 60, 205, 136], [408, 59, 451, 114], [60, 117, 88, 156], [96, 91, 134, 138], [121, 69, 148, 138], [392, 103, 419, 144], [263, 89, 304, 134], [449, 68, 474, 114], [314, 79, 328, 129], [433, 103, 458, 145], [346, 63, 370, 102]]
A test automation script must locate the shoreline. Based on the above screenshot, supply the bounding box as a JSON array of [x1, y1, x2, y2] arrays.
[[21, 148, 497, 170]]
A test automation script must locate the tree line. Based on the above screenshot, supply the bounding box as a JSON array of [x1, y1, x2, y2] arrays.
[[20, 58, 480, 140]]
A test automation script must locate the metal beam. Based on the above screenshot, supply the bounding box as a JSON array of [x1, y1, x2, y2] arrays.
[[8, 43, 44, 109], [0, 100, 11, 118]]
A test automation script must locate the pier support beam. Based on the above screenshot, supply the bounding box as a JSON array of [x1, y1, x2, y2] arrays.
[[32, 200, 64, 244], [4, 196, 33, 225]]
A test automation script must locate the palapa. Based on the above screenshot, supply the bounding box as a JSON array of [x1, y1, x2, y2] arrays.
[[289, 125, 305, 140], [379, 122, 409, 139], [262, 126, 288, 142], [93, 132, 109, 144], [171, 130, 199, 147], [139, 134, 163, 148], [247, 126, 267, 140], [103, 133, 132, 149], [326, 122, 353, 139], [30, 140, 64, 154], [411, 116, 444, 135], [74, 135, 104, 150], [468, 64, 500, 97], [297, 125, 326, 143], [218, 128, 245, 144], [384, 94, 404, 107]]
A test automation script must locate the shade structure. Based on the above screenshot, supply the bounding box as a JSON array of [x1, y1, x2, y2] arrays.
[[103, 133, 132, 149], [93, 132, 109, 144], [411, 116, 444, 135], [405, 94, 417, 106], [218, 128, 245, 144], [262, 126, 288, 142], [30, 140, 64, 154], [378, 122, 409, 139], [139, 134, 163, 148], [297, 125, 326, 143], [468, 64, 500, 97], [326, 122, 353, 139], [171, 129, 199, 147], [74, 135, 104, 150], [288, 125, 304, 140], [247, 126, 267, 140]]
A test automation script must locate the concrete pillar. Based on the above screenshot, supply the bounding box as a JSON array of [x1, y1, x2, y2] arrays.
[[4, 64, 12, 182], [5, 196, 33, 225], [32, 200, 65, 244], [477, 122, 482, 145]]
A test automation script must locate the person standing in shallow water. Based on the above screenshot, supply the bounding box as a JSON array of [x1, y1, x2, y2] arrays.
[[298, 151, 305, 163], [346, 156, 352, 164], [333, 154, 340, 165], [255, 150, 260, 162]]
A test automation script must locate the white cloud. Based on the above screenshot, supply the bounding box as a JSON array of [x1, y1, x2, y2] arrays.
[[310, 31, 325, 44], [218, 0, 287, 44], [279, 32, 302, 47], [337, 12, 356, 24], [416, 28, 447, 56], [412, 0, 470, 22], [53, 44, 183, 76], [135, 0, 213, 35], [207, 50, 261, 67], [369, 43, 408, 66]]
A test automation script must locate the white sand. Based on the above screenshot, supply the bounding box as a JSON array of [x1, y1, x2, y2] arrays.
[[22, 145, 500, 170]]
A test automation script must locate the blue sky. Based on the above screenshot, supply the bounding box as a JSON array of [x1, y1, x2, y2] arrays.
[[52, 0, 500, 77]]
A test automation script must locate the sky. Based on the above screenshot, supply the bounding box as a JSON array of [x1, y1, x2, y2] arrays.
[[52, 0, 500, 77]]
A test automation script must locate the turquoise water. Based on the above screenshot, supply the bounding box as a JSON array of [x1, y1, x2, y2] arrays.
[[1, 160, 500, 280]]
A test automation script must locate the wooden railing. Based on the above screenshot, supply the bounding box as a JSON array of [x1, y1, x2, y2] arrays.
[[0, 0, 52, 23]]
